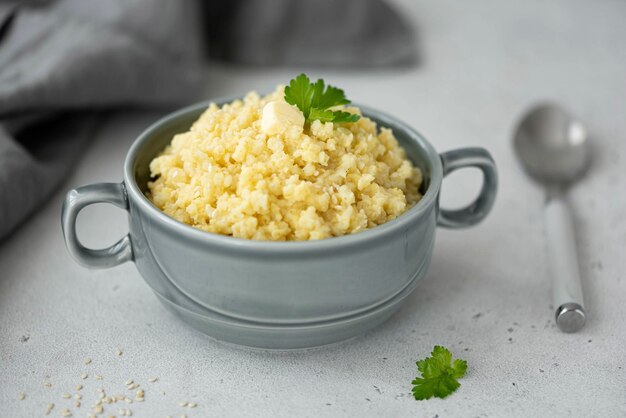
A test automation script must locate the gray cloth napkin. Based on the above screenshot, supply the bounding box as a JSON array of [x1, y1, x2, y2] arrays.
[[0, 0, 416, 241]]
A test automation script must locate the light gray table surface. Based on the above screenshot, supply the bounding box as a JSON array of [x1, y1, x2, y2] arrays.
[[2, 1, 625, 417]]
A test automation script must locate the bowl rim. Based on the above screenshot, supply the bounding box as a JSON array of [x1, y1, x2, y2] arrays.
[[123, 96, 443, 254]]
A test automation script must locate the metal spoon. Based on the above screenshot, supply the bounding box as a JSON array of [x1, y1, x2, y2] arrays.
[[513, 103, 590, 333]]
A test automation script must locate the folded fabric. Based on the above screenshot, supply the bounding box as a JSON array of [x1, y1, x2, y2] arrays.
[[0, 0, 416, 241]]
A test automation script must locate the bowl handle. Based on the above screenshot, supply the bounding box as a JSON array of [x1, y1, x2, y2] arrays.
[[437, 147, 498, 228], [61, 182, 133, 268]]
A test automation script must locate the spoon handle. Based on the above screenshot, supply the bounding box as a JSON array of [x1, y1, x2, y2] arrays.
[[545, 194, 586, 332]]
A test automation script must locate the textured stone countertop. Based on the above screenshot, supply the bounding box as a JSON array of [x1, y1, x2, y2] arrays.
[[2, 1, 625, 417]]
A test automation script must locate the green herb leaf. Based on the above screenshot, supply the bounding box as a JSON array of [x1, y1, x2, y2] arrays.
[[411, 346, 467, 400], [284, 73, 315, 119], [284, 73, 360, 124]]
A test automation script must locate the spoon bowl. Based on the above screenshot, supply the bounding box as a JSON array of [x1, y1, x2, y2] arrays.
[[514, 103, 590, 185]]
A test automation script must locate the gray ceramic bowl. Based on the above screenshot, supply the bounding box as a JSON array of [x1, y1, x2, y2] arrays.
[[62, 99, 498, 349]]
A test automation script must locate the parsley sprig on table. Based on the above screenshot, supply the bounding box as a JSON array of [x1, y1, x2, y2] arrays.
[[411, 346, 468, 400], [284, 73, 360, 124]]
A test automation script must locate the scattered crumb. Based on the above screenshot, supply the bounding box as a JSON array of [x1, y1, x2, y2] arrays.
[[84, 358, 92, 365], [507, 327, 514, 333], [44, 381, 52, 388], [135, 389, 144, 401], [472, 312, 483, 319], [18, 392, 26, 400], [116, 348, 124, 356], [20, 335, 30, 343], [539, 369, 544, 373]]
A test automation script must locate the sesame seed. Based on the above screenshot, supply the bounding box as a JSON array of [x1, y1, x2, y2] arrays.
[[44, 403, 54, 415], [116, 348, 123, 356], [76, 384, 83, 391], [44, 381, 52, 388], [95, 375, 103, 380], [60, 408, 72, 417], [18, 392, 26, 400], [84, 358, 92, 365], [81, 373, 88, 380], [125, 379, 133, 385], [179, 402, 187, 407], [74, 400, 81, 408], [188, 402, 197, 408], [124, 397, 133, 404], [93, 405, 103, 413], [181, 415, 187, 418], [97, 388, 105, 393], [73, 394, 82, 400], [148, 378, 158, 383], [61, 393, 71, 399]]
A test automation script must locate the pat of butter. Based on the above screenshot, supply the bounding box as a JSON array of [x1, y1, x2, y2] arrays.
[[261, 101, 305, 135]]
